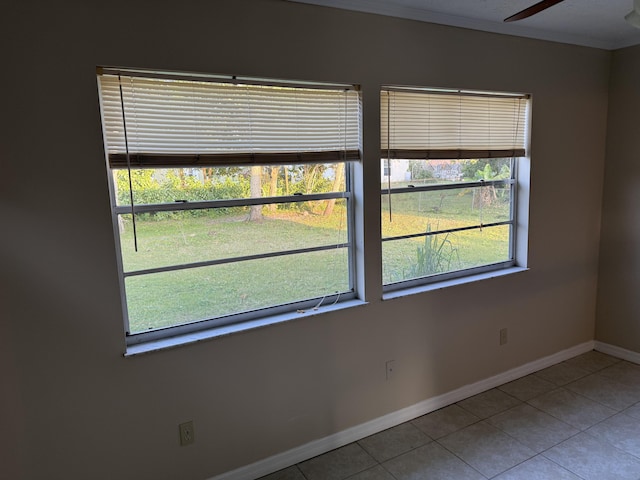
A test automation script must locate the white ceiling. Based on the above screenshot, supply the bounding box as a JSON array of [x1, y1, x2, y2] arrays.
[[288, 0, 640, 50]]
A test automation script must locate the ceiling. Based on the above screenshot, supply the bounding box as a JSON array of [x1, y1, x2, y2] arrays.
[[287, 0, 640, 50]]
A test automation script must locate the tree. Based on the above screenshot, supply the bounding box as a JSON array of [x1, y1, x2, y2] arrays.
[[471, 161, 511, 209], [248, 166, 263, 221], [462, 158, 511, 181], [284, 166, 290, 195], [303, 164, 321, 193], [268, 166, 279, 212], [323, 163, 344, 216], [408, 160, 434, 181]]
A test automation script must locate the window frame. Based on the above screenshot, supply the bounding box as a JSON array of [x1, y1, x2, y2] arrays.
[[380, 158, 520, 291], [380, 86, 530, 292], [109, 166, 357, 345], [97, 68, 361, 345]]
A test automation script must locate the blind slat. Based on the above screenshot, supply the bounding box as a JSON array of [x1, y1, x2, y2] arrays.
[[381, 89, 528, 158], [99, 74, 361, 167]]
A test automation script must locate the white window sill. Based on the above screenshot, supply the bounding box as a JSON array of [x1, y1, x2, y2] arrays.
[[382, 266, 529, 301], [125, 268, 527, 356], [124, 299, 368, 357]]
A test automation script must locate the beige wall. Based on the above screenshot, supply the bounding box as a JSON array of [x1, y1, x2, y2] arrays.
[[596, 45, 640, 350], [1, 1, 611, 479]]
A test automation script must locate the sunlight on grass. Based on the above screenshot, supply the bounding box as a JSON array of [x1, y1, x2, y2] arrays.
[[381, 188, 511, 284], [120, 190, 511, 332], [382, 225, 510, 284], [121, 203, 350, 333], [125, 249, 349, 332], [119, 201, 348, 272]]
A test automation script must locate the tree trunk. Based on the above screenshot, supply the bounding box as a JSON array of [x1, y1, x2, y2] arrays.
[[284, 167, 290, 196], [323, 163, 345, 216], [472, 185, 494, 209], [304, 164, 320, 193], [268, 166, 279, 212], [249, 166, 263, 221]]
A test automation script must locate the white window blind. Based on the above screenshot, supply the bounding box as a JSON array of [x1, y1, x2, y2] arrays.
[[381, 88, 528, 159], [99, 71, 361, 168]]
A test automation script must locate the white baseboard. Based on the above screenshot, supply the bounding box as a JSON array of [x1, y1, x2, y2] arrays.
[[210, 340, 595, 480], [595, 341, 640, 364]]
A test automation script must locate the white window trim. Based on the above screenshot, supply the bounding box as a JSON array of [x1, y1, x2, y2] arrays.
[[94, 70, 532, 353], [97, 68, 362, 347], [380, 86, 531, 292]]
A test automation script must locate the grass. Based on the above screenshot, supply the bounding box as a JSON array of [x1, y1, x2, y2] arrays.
[[381, 186, 511, 283], [120, 201, 349, 333], [124, 249, 349, 332], [120, 207, 347, 273], [120, 190, 511, 333]]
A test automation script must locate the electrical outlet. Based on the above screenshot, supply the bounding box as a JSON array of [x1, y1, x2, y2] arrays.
[[179, 421, 195, 446], [386, 360, 396, 380], [499, 328, 508, 346]]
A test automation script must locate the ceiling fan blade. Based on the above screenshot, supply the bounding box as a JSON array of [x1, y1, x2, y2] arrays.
[[504, 0, 566, 22]]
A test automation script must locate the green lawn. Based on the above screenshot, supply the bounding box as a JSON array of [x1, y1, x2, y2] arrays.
[[381, 185, 512, 284], [120, 202, 350, 333], [119, 189, 511, 333]]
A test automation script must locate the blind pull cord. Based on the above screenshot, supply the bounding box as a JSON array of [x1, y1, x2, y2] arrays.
[[330, 89, 348, 308], [311, 89, 351, 313], [387, 92, 392, 223], [513, 98, 522, 154], [483, 98, 491, 233], [118, 75, 138, 252], [327, 90, 349, 309], [479, 179, 484, 232]]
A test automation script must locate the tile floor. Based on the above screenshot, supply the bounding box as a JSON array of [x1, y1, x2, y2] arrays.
[[259, 351, 640, 480]]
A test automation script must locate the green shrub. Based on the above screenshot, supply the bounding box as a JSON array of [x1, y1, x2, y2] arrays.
[[406, 224, 460, 278]]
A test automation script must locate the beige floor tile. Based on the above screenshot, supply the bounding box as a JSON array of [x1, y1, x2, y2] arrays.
[[564, 351, 621, 372], [411, 404, 480, 439], [587, 412, 640, 457], [599, 361, 640, 387], [457, 388, 521, 419], [382, 442, 485, 480], [358, 422, 430, 462], [566, 373, 640, 411], [528, 387, 616, 430], [438, 421, 535, 478], [623, 401, 640, 419], [535, 362, 590, 386], [544, 432, 640, 480], [345, 465, 395, 480], [498, 374, 556, 401], [260, 353, 640, 480], [298, 443, 377, 480], [493, 455, 582, 480], [258, 466, 305, 480], [488, 403, 579, 452]]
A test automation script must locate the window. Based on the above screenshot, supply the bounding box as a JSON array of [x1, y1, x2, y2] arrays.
[[380, 87, 529, 290], [98, 69, 361, 344]]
